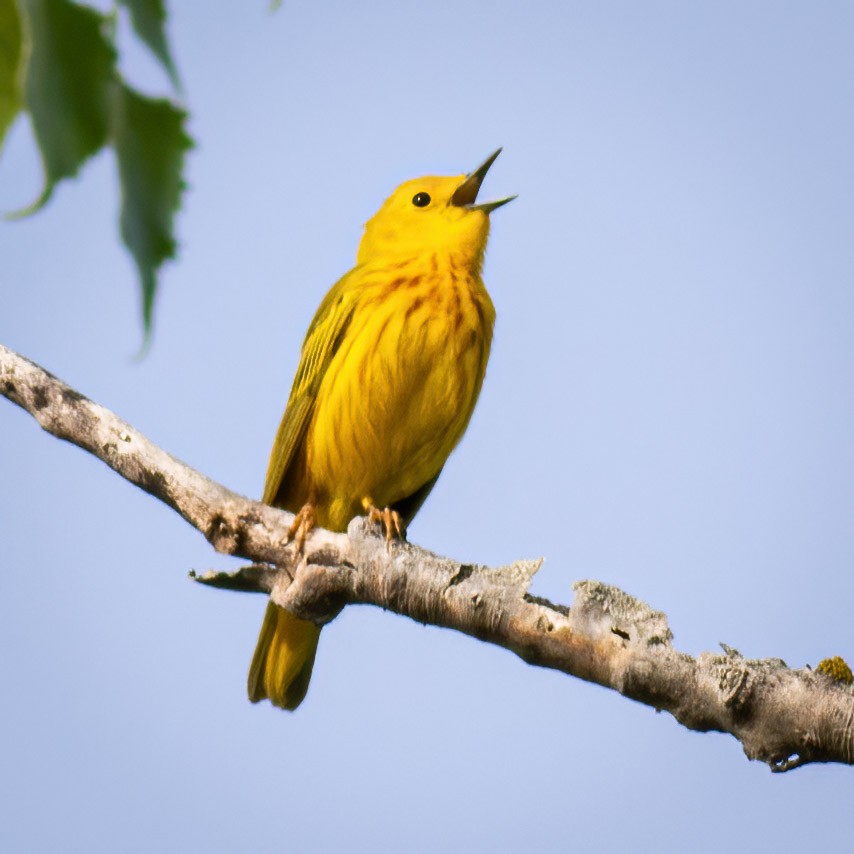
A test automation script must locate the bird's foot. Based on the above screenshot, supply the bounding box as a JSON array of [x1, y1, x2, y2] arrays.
[[286, 502, 316, 552], [362, 497, 405, 545]]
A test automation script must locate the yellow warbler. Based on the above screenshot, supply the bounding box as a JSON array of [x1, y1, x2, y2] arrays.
[[248, 150, 514, 710]]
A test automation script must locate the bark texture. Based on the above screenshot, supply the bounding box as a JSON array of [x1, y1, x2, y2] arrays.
[[3, 342, 853, 772]]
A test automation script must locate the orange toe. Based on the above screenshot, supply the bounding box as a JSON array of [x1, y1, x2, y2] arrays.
[[364, 501, 406, 543], [287, 502, 317, 552]]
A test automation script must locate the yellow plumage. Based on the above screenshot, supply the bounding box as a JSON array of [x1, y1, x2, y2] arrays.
[[248, 152, 514, 710]]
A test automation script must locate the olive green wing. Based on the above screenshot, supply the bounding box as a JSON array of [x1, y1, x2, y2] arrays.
[[262, 275, 357, 506]]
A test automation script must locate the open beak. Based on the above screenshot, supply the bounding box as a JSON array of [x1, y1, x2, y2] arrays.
[[450, 148, 517, 213]]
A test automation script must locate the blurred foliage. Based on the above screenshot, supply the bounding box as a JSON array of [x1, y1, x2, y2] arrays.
[[118, 0, 179, 89], [1, 0, 192, 340], [0, 0, 23, 149]]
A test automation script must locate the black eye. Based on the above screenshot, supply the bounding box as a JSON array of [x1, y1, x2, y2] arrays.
[[412, 192, 431, 207]]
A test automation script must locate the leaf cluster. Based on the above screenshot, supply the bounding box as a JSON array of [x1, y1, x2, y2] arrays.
[[0, 0, 192, 337]]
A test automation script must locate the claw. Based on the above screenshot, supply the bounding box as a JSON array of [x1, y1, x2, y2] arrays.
[[362, 497, 406, 545], [286, 503, 316, 552]]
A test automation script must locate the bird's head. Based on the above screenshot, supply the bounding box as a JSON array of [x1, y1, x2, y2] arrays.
[[357, 150, 515, 268]]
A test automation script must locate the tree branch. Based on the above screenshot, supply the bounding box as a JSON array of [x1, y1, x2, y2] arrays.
[[3, 342, 853, 772]]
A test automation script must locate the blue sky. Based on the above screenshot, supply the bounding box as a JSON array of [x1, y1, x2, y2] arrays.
[[2, 2, 853, 851]]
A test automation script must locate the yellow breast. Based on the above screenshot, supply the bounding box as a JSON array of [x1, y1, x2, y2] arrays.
[[304, 256, 494, 530]]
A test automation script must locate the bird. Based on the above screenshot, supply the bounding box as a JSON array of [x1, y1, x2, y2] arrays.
[[248, 150, 515, 710]]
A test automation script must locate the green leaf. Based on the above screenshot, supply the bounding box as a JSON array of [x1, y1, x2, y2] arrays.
[[0, 0, 24, 150], [3, 1, 192, 339], [17, 0, 117, 212], [117, 0, 179, 89], [111, 81, 192, 336]]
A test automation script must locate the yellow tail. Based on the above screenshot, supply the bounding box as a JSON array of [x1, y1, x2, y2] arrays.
[[248, 601, 321, 710]]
